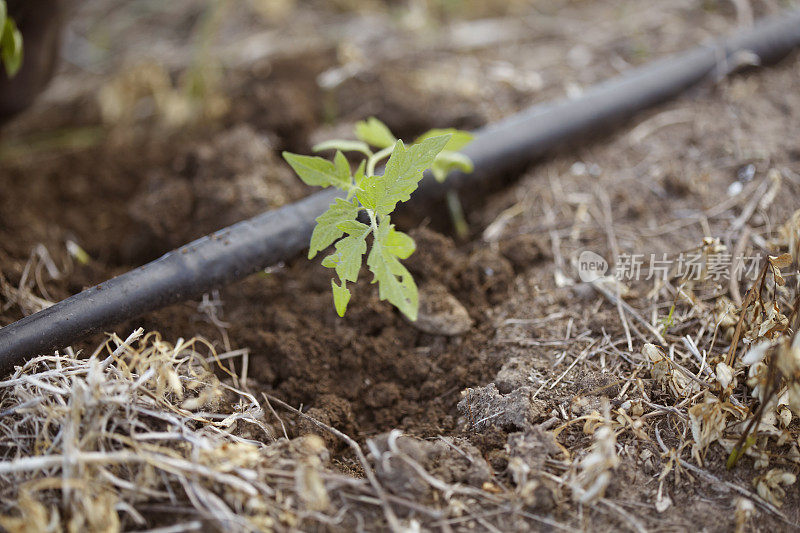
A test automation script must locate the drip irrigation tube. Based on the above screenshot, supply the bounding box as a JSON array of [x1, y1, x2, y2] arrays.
[[1, 10, 800, 374]]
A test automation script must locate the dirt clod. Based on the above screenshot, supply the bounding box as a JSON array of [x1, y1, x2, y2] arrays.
[[458, 384, 546, 431], [368, 433, 493, 495]]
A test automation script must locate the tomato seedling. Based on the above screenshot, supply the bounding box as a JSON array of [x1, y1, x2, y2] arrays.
[[283, 117, 473, 320], [0, 0, 23, 77]]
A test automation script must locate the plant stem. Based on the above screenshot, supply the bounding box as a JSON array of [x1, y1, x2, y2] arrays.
[[367, 209, 379, 234], [345, 183, 360, 200], [446, 190, 470, 240], [366, 146, 393, 177]]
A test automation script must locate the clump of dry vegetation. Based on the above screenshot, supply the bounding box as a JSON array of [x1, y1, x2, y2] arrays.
[[644, 211, 800, 479], [0, 330, 321, 531], [624, 208, 800, 517]]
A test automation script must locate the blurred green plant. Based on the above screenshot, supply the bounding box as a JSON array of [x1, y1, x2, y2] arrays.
[[283, 117, 473, 319], [0, 0, 23, 77]]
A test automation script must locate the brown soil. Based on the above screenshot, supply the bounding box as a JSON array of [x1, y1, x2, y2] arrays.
[[2, 0, 800, 531]]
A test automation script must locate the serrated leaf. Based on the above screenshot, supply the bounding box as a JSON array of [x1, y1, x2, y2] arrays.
[[384, 227, 415, 259], [355, 117, 396, 149], [357, 135, 450, 216], [367, 218, 419, 320], [313, 139, 372, 157], [336, 219, 369, 235], [431, 150, 474, 182], [333, 150, 350, 179], [331, 280, 351, 317], [309, 198, 359, 259], [353, 160, 366, 189], [283, 151, 350, 190], [322, 231, 368, 283], [415, 128, 474, 152], [1, 18, 22, 77]]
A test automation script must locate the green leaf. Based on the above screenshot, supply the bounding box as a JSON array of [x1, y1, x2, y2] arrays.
[[415, 128, 474, 152], [331, 280, 351, 317], [357, 135, 450, 216], [322, 231, 368, 283], [308, 198, 360, 259], [1, 17, 22, 78], [283, 151, 350, 190], [313, 139, 372, 157], [333, 150, 350, 180], [336, 219, 369, 235], [367, 217, 419, 320], [431, 150, 474, 183], [384, 227, 415, 259], [0, 2, 7, 38], [355, 117, 396, 149], [353, 160, 366, 189]]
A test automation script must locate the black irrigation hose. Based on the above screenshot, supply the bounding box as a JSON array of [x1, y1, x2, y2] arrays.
[[1, 10, 800, 374]]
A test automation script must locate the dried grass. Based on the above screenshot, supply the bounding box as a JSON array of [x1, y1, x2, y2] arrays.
[[0, 329, 350, 531]]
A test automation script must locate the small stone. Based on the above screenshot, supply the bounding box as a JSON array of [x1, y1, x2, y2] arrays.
[[412, 282, 473, 336], [655, 492, 672, 513]]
